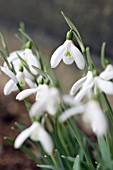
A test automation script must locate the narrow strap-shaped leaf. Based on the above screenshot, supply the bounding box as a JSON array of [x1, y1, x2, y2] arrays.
[[0, 32, 9, 56], [0, 50, 12, 70], [98, 136, 112, 169], [73, 155, 81, 170], [61, 11, 85, 53], [100, 42, 106, 69], [37, 164, 63, 170]]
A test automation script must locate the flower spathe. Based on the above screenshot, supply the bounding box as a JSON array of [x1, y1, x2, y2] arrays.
[[70, 71, 113, 104], [59, 99, 107, 136], [50, 40, 85, 69], [14, 122, 54, 154]]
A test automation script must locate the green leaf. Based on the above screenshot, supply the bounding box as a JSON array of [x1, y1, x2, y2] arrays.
[[17, 53, 33, 76], [61, 11, 85, 53], [86, 47, 94, 70], [0, 50, 12, 70], [55, 149, 65, 170], [100, 42, 106, 69], [32, 65, 47, 78], [98, 136, 112, 169], [73, 155, 81, 170], [0, 32, 9, 56], [37, 164, 63, 170]]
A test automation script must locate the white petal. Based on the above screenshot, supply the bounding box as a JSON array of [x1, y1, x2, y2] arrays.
[[50, 43, 66, 68], [70, 76, 86, 95], [1, 67, 18, 83], [14, 122, 38, 149], [46, 88, 60, 115], [25, 78, 36, 88], [100, 65, 113, 80], [16, 88, 38, 100], [4, 79, 17, 95], [74, 82, 93, 104], [16, 71, 25, 86], [63, 95, 75, 106], [59, 105, 85, 122], [85, 100, 107, 136], [95, 77, 113, 95], [29, 100, 46, 117], [83, 71, 93, 87], [38, 124, 54, 154], [71, 43, 85, 69], [23, 49, 41, 75]]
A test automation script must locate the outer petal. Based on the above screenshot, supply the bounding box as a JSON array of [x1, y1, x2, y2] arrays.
[[74, 82, 93, 104], [59, 105, 85, 122], [1, 67, 18, 83], [63, 95, 76, 106], [83, 71, 93, 87], [16, 88, 38, 100], [94, 77, 113, 95], [85, 100, 107, 136], [29, 99, 47, 117], [4, 79, 17, 95], [37, 124, 54, 154], [23, 49, 41, 75], [70, 76, 86, 95], [50, 43, 66, 68], [100, 65, 113, 80], [14, 122, 38, 149], [71, 43, 85, 69], [25, 77, 36, 88]]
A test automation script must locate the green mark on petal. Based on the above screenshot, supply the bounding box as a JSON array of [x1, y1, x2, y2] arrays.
[[66, 51, 71, 57]]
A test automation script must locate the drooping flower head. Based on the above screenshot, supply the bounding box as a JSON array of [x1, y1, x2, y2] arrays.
[[70, 70, 113, 104], [16, 84, 60, 117], [59, 97, 107, 136], [1, 47, 41, 95], [14, 122, 54, 154], [50, 30, 85, 69]]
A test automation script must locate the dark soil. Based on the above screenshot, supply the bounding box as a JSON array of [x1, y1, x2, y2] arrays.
[[0, 91, 39, 170]]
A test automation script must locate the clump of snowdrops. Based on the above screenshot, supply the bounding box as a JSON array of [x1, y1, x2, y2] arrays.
[[1, 12, 113, 170]]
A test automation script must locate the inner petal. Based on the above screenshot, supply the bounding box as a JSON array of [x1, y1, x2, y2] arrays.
[[63, 51, 74, 65]]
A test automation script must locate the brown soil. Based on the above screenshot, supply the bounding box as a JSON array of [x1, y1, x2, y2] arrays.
[[0, 87, 39, 170]]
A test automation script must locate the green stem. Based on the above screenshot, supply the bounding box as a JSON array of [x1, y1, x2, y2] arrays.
[[50, 154, 59, 168]]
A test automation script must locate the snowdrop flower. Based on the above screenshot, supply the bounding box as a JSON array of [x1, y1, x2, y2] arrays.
[[29, 84, 60, 117], [1, 66, 25, 95], [50, 30, 85, 69], [14, 122, 54, 154], [70, 70, 113, 104], [4, 48, 41, 76], [3, 48, 41, 87], [100, 64, 113, 81], [59, 99, 107, 136]]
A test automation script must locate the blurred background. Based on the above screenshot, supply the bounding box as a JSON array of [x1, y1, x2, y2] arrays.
[[0, 0, 113, 169]]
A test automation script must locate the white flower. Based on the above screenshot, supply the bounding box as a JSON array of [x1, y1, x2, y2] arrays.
[[1, 49, 41, 95], [3, 48, 41, 86], [59, 99, 107, 136], [5, 49, 41, 76], [14, 122, 54, 154], [2, 68, 26, 95], [100, 64, 113, 80], [70, 71, 113, 104], [50, 40, 85, 69], [29, 84, 60, 117]]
